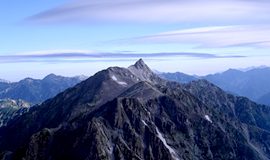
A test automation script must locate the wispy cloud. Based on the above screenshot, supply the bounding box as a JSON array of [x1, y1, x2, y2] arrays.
[[26, 0, 270, 24], [126, 25, 270, 48], [25, 0, 270, 49], [0, 50, 245, 63]]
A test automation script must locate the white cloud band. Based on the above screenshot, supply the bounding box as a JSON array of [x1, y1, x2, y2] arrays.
[[129, 25, 270, 48], [28, 0, 270, 24]]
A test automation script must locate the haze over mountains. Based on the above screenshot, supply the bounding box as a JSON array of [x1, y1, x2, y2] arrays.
[[1, 59, 270, 160], [258, 93, 270, 107], [160, 66, 270, 106]]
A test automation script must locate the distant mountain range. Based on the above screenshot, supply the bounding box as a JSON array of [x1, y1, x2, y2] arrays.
[[160, 67, 270, 106], [0, 74, 87, 130], [159, 72, 197, 83], [1, 60, 270, 160], [0, 74, 87, 104]]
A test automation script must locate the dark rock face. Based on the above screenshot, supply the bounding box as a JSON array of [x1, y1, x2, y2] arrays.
[[1, 60, 270, 160], [0, 74, 86, 104]]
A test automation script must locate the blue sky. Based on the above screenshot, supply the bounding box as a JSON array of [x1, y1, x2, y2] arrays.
[[1, 0, 270, 81]]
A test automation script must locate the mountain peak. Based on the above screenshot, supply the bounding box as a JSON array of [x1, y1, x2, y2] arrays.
[[127, 59, 167, 85], [131, 59, 153, 72], [134, 58, 147, 68], [128, 59, 151, 72], [43, 73, 59, 80]]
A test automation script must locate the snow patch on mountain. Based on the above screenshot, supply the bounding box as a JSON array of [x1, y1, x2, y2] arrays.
[[141, 120, 148, 126], [205, 115, 213, 123], [111, 75, 127, 86], [156, 127, 179, 160]]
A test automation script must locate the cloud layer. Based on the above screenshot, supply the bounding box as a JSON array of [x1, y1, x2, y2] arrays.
[[26, 0, 270, 49], [129, 25, 270, 48], [27, 0, 270, 24], [0, 50, 244, 63]]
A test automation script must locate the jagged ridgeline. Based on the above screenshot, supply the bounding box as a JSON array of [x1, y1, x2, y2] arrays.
[[1, 59, 270, 160]]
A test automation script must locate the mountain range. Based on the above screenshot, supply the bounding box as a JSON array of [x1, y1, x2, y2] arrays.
[[1, 59, 270, 160], [160, 67, 270, 106], [0, 74, 87, 104]]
